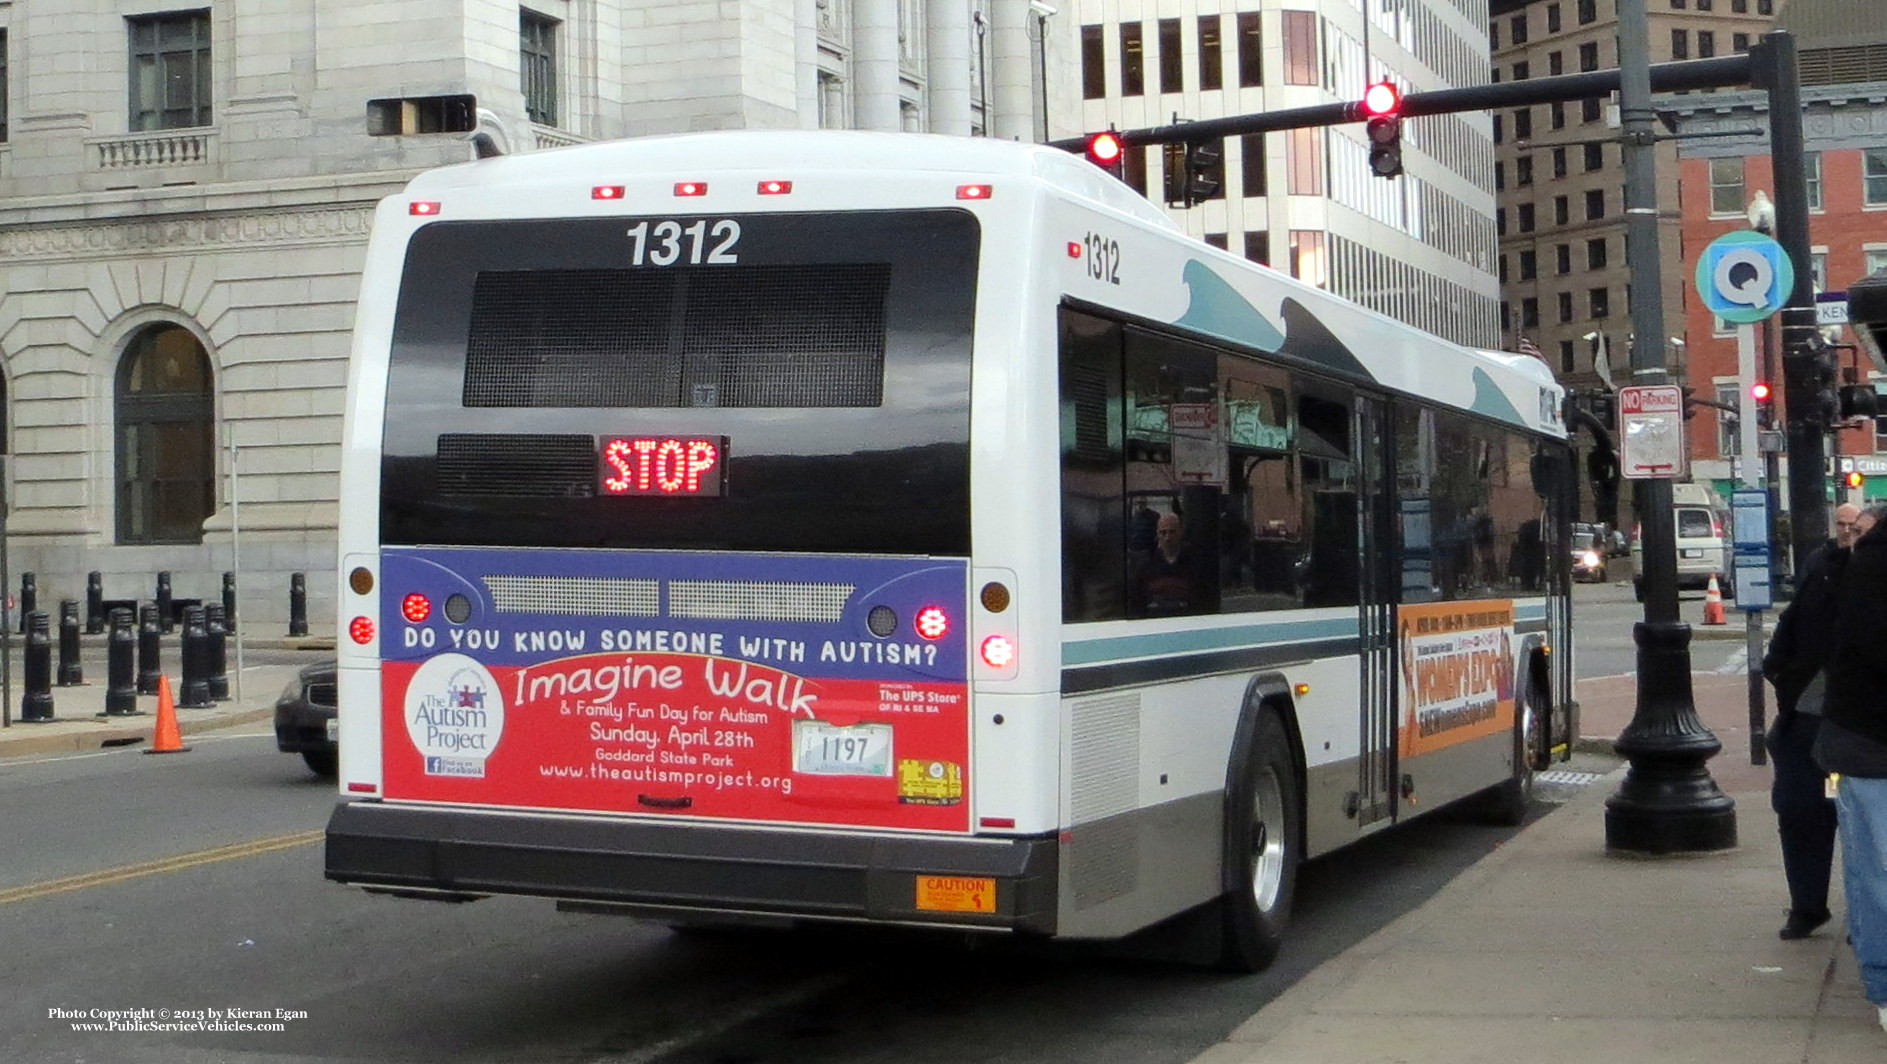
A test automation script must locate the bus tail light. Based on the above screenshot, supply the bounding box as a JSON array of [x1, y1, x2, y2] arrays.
[[980, 635, 1015, 669], [349, 616, 376, 644], [915, 606, 950, 640], [973, 567, 1020, 682], [402, 593, 432, 623]]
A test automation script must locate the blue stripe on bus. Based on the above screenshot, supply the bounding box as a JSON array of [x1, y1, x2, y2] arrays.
[[1062, 617, 1360, 667]]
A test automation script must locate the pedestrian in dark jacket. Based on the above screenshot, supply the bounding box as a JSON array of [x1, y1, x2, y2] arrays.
[[1814, 503, 1887, 1033], [1761, 502, 1861, 939]]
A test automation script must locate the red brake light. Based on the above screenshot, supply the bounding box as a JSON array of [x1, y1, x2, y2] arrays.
[[980, 635, 1015, 668], [757, 180, 793, 195], [349, 616, 376, 644], [956, 184, 993, 200], [915, 606, 951, 640], [402, 593, 432, 623], [408, 201, 441, 216], [675, 181, 708, 196], [592, 185, 625, 200]]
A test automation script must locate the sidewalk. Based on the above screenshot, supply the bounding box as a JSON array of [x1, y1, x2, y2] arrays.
[[1196, 669, 1884, 1064], [0, 631, 330, 760]]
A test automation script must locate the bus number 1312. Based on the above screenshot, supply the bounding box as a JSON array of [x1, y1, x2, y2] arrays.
[[1085, 232, 1121, 285], [627, 219, 742, 267]]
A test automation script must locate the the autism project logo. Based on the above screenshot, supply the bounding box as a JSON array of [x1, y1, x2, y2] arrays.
[[404, 653, 506, 778]]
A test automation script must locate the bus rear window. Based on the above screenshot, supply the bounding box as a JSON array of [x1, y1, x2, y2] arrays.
[[379, 209, 978, 556]]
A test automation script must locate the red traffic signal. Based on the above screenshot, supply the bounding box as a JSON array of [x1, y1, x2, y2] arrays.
[[1750, 381, 1773, 402], [1362, 81, 1401, 116], [1085, 130, 1126, 176]]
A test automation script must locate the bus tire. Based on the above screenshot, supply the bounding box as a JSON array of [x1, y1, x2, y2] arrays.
[[1217, 707, 1300, 973], [1473, 669, 1545, 827]]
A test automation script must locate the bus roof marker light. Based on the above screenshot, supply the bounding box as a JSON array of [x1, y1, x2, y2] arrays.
[[980, 635, 1015, 669], [1295, 683, 1312, 696], [675, 181, 708, 197], [757, 180, 793, 195], [1067, 241, 1084, 259], [915, 606, 950, 640], [956, 184, 993, 200], [409, 201, 441, 216], [592, 185, 625, 200], [349, 616, 376, 645]]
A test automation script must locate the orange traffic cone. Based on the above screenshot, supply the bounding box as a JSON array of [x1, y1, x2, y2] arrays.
[[1702, 574, 1727, 626], [144, 674, 191, 755]]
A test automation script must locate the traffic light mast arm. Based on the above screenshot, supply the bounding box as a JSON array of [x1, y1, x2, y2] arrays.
[[1048, 54, 1752, 151]]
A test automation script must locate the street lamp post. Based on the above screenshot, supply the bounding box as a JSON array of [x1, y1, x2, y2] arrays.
[[1602, 0, 1736, 854]]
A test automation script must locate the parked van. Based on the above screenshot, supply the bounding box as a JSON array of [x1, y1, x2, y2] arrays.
[[1630, 482, 1732, 601]]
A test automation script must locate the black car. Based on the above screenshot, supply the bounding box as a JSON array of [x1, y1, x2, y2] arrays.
[[275, 659, 337, 777]]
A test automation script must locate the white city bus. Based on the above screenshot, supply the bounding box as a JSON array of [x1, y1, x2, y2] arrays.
[[325, 130, 1577, 970]]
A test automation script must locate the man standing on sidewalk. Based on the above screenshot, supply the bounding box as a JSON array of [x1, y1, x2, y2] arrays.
[[1815, 504, 1887, 1033], [1761, 502, 1861, 939]]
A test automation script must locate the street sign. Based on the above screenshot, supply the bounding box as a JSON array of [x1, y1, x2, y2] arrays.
[[1734, 555, 1773, 611], [1731, 489, 1770, 551], [1696, 231, 1795, 324], [1616, 384, 1687, 479], [1818, 290, 1849, 326]]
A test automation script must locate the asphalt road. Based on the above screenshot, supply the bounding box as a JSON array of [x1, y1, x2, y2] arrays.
[[0, 731, 1571, 1064], [1570, 565, 1756, 680]]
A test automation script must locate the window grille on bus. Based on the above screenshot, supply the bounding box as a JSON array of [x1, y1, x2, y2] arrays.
[[436, 434, 596, 497], [462, 264, 890, 408], [482, 575, 661, 616], [667, 581, 855, 623]]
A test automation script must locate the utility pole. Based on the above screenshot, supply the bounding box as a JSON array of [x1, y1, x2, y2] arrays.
[[1602, 0, 1736, 854]]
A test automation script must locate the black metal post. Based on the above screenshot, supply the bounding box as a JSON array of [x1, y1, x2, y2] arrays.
[[56, 600, 82, 687], [19, 571, 36, 635], [136, 604, 162, 695], [289, 572, 308, 637], [1603, 0, 1736, 854], [85, 571, 104, 634], [156, 571, 174, 633], [222, 571, 237, 636], [178, 605, 211, 709], [205, 603, 229, 702], [21, 611, 52, 722], [1755, 32, 1832, 578], [103, 609, 139, 717]]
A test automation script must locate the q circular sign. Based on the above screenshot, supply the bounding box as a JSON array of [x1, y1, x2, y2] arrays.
[[1696, 230, 1795, 324]]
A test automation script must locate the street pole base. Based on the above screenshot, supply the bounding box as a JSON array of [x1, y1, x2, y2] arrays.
[[1603, 619, 1738, 854], [1605, 786, 1737, 854]]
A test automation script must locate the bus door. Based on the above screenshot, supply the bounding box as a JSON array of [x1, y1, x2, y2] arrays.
[[1354, 395, 1398, 827]]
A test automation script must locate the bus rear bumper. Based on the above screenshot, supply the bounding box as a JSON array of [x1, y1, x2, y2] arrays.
[[324, 801, 1059, 934]]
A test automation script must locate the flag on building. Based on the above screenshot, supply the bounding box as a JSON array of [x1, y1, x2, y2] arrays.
[[1517, 336, 1544, 361]]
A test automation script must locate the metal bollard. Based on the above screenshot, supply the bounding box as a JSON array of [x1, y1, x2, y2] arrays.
[[179, 605, 212, 709], [289, 572, 308, 637], [22, 611, 53, 722], [104, 608, 139, 716], [205, 603, 229, 701], [156, 571, 174, 633], [222, 571, 238, 636], [86, 571, 105, 634], [57, 600, 83, 687], [137, 604, 163, 696], [20, 572, 36, 634]]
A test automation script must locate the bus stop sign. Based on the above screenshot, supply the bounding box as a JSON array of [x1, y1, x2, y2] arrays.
[[1617, 384, 1687, 479], [1696, 231, 1794, 324]]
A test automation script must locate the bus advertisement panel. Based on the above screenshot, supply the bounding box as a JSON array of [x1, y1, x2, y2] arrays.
[[378, 547, 972, 832]]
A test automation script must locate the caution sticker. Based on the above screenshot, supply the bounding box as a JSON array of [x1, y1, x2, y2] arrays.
[[915, 875, 995, 913], [897, 759, 963, 805]]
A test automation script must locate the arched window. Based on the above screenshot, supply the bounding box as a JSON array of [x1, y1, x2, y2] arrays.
[[116, 324, 214, 544]]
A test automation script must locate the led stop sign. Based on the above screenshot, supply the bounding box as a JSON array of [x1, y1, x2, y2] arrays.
[[599, 435, 727, 496]]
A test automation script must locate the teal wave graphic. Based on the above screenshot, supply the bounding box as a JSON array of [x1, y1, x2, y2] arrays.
[[1471, 368, 1526, 426], [1174, 260, 1285, 351]]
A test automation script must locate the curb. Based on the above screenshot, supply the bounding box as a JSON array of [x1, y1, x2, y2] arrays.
[[0, 705, 275, 760]]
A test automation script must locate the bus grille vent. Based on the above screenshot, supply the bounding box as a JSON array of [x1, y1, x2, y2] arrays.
[[667, 581, 855, 623], [483, 576, 661, 616], [436, 434, 595, 497], [1069, 693, 1141, 909]]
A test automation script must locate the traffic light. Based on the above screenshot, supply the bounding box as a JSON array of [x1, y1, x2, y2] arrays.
[[1840, 383, 1880, 421], [1847, 469, 1867, 492], [1681, 385, 1697, 421], [1085, 130, 1126, 179], [1804, 334, 1841, 426], [1362, 81, 1403, 179], [1751, 379, 1776, 428], [1183, 140, 1223, 205]]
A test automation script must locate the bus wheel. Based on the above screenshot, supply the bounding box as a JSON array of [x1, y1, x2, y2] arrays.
[[1218, 709, 1300, 973], [1474, 673, 1543, 827]]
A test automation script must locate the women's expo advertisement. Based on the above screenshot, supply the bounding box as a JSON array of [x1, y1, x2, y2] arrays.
[[376, 549, 972, 832], [1397, 600, 1516, 758]]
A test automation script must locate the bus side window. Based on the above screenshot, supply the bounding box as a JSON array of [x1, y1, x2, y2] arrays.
[[1059, 309, 1126, 623], [1296, 390, 1358, 608]]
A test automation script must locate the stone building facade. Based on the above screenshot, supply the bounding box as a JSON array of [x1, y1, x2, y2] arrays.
[[0, 0, 1071, 634]]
